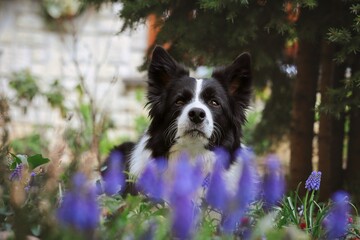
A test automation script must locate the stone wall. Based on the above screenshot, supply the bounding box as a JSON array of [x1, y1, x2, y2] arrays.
[[0, 0, 149, 142]]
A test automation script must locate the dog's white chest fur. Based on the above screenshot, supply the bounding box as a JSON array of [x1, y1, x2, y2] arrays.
[[129, 133, 243, 194], [129, 133, 215, 176]]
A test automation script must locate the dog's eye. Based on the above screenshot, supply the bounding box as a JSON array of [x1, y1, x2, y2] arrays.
[[175, 99, 185, 106], [209, 99, 220, 107]]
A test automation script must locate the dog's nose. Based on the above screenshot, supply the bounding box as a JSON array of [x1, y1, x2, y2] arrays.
[[188, 108, 206, 124]]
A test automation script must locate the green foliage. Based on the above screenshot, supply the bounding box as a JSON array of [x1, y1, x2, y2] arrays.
[[329, 2, 360, 62], [7, 68, 116, 160], [328, 28, 352, 44], [278, 185, 328, 239], [134, 115, 149, 136], [317, 72, 360, 118], [63, 103, 115, 158], [243, 110, 261, 142], [8, 153, 50, 170], [293, 0, 317, 9], [42, 0, 83, 19], [10, 133, 47, 156], [9, 70, 40, 113], [242, 110, 264, 152], [27, 154, 50, 170], [325, 0, 360, 125], [63, 124, 93, 158], [9, 153, 23, 170], [99, 135, 120, 156], [8, 70, 66, 115], [43, 80, 67, 117], [98, 195, 170, 239]]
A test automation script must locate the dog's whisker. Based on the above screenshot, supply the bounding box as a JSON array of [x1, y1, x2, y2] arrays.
[[212, 123, 224, 145], [164, 120, 178, 145]]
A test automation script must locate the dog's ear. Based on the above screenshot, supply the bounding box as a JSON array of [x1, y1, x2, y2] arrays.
[[147, 46, 188, 118], [212, 52, 251, 100], [148, 46, 189, 88]]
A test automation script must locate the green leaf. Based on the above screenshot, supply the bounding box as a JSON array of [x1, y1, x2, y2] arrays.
[[27, 154, 50, 169], [31, 225, 41, 237], [100, 195, 125, 213], [9, 153, 23, 170]]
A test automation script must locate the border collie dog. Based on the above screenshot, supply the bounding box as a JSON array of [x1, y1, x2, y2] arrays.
[[111, 46, 252, 194]]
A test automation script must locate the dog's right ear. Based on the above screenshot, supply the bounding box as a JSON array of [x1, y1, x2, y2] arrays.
[[148, 46, 189, 88]]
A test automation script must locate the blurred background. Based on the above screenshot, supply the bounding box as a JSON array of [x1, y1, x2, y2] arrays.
[[0, 0, 359, 203]]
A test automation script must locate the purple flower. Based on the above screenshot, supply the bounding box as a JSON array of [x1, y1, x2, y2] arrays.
[[102, 151, 125, 196], [9, 164, 23, 181], [169, 153, 203, 239], [234, 148, 259, 209], [57, 173, 100, 232], [206, 148, 230, 211], [171, 196, 197, 239], [25, 171, 36, 192], [137, 158, 166, 201], [170, 153, 203, 198], [222, 148, 259, 233], [221, 210, 242, 234], [324, 191, 350, 239], [305, 171, 322, 191], [262, 155, 285, 208]]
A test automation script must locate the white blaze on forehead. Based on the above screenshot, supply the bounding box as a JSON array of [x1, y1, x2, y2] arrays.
[[194, 78, 203, 102]]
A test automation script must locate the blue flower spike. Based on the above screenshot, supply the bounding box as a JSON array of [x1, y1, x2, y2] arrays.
[[222, 148, 259, 233], [137, 158, 166, 201], [324, 191, 350, 239], [262, 155, 285, 208], [234, 148, 259, 210], [206, 148, 230, 211], [9, 164, 24, 181], [305, 171, 322, 191], [57, 173, 100, 233], [103, 150, 125, 196], [169, 153, 202, 239]]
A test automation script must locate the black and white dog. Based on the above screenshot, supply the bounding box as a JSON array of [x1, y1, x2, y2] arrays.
[[109, 46, 252, 194]]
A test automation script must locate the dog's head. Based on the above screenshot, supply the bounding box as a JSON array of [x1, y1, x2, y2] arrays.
[[146, 46, 252, 159]]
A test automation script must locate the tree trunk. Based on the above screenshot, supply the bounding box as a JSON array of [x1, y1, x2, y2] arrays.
[[289, 38, 320, 192], [317, 41, 345, 200], [345, 62, 360, 203]]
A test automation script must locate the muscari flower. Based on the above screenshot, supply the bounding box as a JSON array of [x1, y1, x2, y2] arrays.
[[234, 148, 259, 207], [57, 173, 100, 232], [102, 150, 125, 196], [324, 191, 350, 239], [25, 171, 36, 192], [206, 148, 230, 211], [169, 153, 203, 239], [9, 164, 23, 181], [262, 155, 285, 209], [137, 158, 166, 201], [305, 171, 322, 191], [222, 148, 259, 233], [171, 196, 198, 240]]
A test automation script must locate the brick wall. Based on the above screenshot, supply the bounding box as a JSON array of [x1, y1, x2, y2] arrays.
[[0, 0, 149, 142]]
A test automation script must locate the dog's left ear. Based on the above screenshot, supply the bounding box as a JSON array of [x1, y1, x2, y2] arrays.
[[212, 52, 252, 101]]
